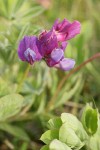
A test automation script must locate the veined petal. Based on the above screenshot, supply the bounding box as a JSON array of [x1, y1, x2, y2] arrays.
[[18, 36, 42, 64], [53, 19, 71, 31], [51, 48, 64, 62], [24, 48, 36, 65], [60, 58, 75, 71], [66, 21, 81, 40], [52, 19, 81, 42], [39, 29, 58, 56], [54, 58, 75, 71], [18, 36, 28, 61]]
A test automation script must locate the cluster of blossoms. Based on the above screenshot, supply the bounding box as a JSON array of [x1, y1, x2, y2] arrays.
[[18, 19, 81, 71]]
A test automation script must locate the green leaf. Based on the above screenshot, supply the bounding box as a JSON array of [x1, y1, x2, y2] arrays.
[[59, 123, 84, 149], [13, 0, 26, 13], [0, 123, 30, 141], [0, 94, 24, 121], [20, 6, 44, 19], [40, 130, 59, 144], [0, 77, 11, 97], [81, 104, 99, 135], [48, 117, 62, 130], [20, 142, 29, 150], [3, 0, 9, 13], [61, 113, 81, 130], [1, 0, 16, 19], [61, 113, 88, 142], [40, 145, 49, 150], [49, 139, 72, 150], [89, 121, 100, 150], [86, 63, 100, 84], [17, 23, 30, 43], [37, 94, 46, 114], [0, 0, 8, 18], [54, 76, 83, 108], [75, 35, 85, 64]]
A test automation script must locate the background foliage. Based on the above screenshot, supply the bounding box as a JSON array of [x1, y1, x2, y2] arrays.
[[0, 0, 100, 149]]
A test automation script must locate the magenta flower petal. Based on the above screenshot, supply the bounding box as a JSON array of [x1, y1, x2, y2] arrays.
[[51, 48, 64, 62], [53, 19, 71, 31], [39, 29, 58, 56], [52, 19, 81, 42], [45, 48, 64, 67], [46, 58, 57, 67], [66, 21, 81, 40], [60, 41, 68, 51]]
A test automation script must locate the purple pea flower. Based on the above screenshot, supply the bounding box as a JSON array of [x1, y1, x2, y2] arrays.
[[39, 29, 75, 71], [18, 36, 42, 65], [18, 18, 81, 71], [52, 19, 81, 42]]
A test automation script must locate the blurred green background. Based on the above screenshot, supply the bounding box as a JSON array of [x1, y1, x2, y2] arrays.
[[0, 0, 100, 149]]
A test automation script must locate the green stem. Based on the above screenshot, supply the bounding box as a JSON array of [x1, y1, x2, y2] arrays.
[[46, 53, 100, 111], [16, 64, 30, 93]]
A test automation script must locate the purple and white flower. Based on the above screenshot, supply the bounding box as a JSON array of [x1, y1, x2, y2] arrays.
[[18, 36, 42, 65], [39, 28, 75, 71], [18, 19, 81, 71]]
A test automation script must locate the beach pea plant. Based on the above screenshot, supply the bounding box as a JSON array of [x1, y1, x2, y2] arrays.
[[17, 18, 100, 150], [0, 0, 100, 149], [40, 104, 100, 150]]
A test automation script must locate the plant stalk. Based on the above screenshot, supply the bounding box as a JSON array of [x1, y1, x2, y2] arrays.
[[16, 64, 30, 93], [46, 53, 100, 111]]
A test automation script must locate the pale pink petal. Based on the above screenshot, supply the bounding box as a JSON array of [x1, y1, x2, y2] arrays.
[[51, 48, 64, 62], [54, 58, 75, 71]]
